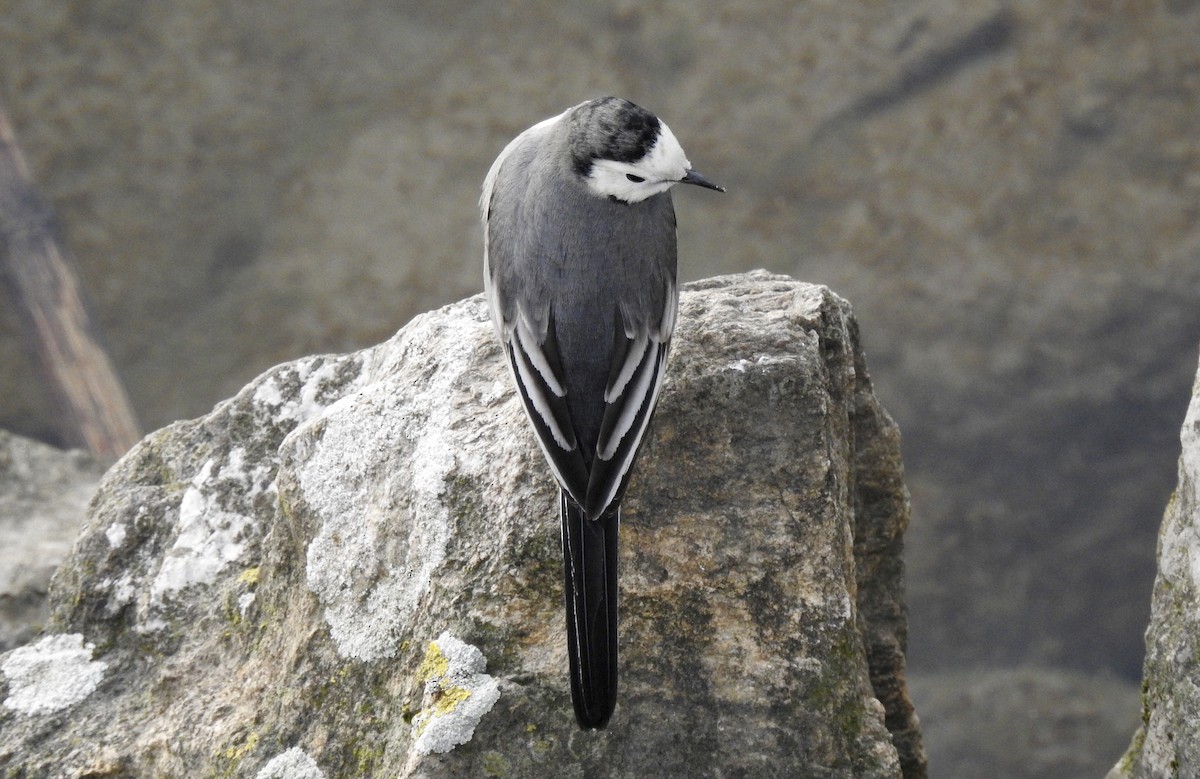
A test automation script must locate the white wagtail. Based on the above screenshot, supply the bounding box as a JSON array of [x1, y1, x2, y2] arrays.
[[481, 96, 723, 729]]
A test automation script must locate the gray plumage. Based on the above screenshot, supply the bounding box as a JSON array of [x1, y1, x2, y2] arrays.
[[481, 96, 722, 730]]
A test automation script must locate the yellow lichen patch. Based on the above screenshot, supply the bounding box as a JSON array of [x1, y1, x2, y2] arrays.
[[407, 632, 501, 756], [413, 682, 473, 738], [433, 683, 472, 716], [416, 640, 450, 682], [238, 567, 261, 587], [221, 731, 260, 762]]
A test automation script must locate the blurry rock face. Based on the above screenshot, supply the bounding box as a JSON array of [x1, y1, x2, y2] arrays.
[[1109, 355, 1200, 778], [910, 668, 1139, 779], [0, 274, 924, 778], [0, 431, 102, 651], [0, 1, 1196, 687]]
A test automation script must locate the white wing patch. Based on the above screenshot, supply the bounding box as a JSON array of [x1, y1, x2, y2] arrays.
[[599, 343, 657, 460], [510, 334, 573, 451], [591, 341, 670, 515], [604, 335, 648, 403], [657, 279, 679, 340], [516, 314, 566, 398], [587, 276, 678, 516]]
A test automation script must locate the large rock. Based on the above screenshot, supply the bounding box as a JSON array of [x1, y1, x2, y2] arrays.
[[1109, 351, 1200, 777], [0, 273, 925, 778], [0, 431, 103, 651], [2, 2, 1197, 695]]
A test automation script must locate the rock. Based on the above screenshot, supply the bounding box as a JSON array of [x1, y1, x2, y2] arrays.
[[909, 668, 1139, 779], [0, 273, 924, 778], [1108, 351, 1200, 778], [0, 431, 104, 651], [3, 3, 1198, 695], [1, 633, 109, 716]]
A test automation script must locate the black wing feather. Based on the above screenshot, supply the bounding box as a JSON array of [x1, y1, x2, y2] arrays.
[[584, 325, 670, 519], [506, 317, 590, 502]]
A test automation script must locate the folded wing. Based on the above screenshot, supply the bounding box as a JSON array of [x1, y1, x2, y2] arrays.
[[584, 311, 672, 519], [503, 307, 591, 504]]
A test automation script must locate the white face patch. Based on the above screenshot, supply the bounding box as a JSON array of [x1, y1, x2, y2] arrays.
[[584, 120, 692, 203]]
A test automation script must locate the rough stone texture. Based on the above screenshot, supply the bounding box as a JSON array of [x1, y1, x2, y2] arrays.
[[910, 669, 1139, 779], [1108, 352, 1200, 778], [0, 431, 103, 651], [0, 273, 924, 778], [2, 8, 1198, 716]]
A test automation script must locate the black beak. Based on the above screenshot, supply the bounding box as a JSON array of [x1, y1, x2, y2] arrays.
[[680, 169, 725, 192]]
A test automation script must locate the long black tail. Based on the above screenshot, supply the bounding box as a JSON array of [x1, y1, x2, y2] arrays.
[[560, 491, 619, 729]]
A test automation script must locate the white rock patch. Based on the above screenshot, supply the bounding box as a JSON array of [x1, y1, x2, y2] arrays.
[[150, 447, 273, 603], [2, 634, 108, 715], [411, 631, 501, 756], [252, 357, 356, 425], [254, 747, 325, 779], [301, 310, 487, 661], [105, 522, 127, 549]]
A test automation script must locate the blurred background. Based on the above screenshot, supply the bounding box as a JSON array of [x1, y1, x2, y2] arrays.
[[2, 2, 1198, 775]]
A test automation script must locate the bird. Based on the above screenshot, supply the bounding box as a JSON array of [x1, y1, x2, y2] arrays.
[[480, 96, 723, 730]]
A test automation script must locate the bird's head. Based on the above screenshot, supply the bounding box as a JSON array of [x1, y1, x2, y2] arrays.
[[568, 96, 724, 204]]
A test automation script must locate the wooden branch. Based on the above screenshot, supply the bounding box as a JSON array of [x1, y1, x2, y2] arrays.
[[0, 108, 141, 461]]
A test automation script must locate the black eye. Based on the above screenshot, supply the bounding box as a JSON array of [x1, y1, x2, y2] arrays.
[[625, 174, 645, 183]]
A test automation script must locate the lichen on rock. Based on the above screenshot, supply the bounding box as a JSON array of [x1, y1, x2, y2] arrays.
[[409, 632, 501, 757], [0, 273, 925, 778], [2, 633, 107, 715], [255, 747, 325, 779]]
